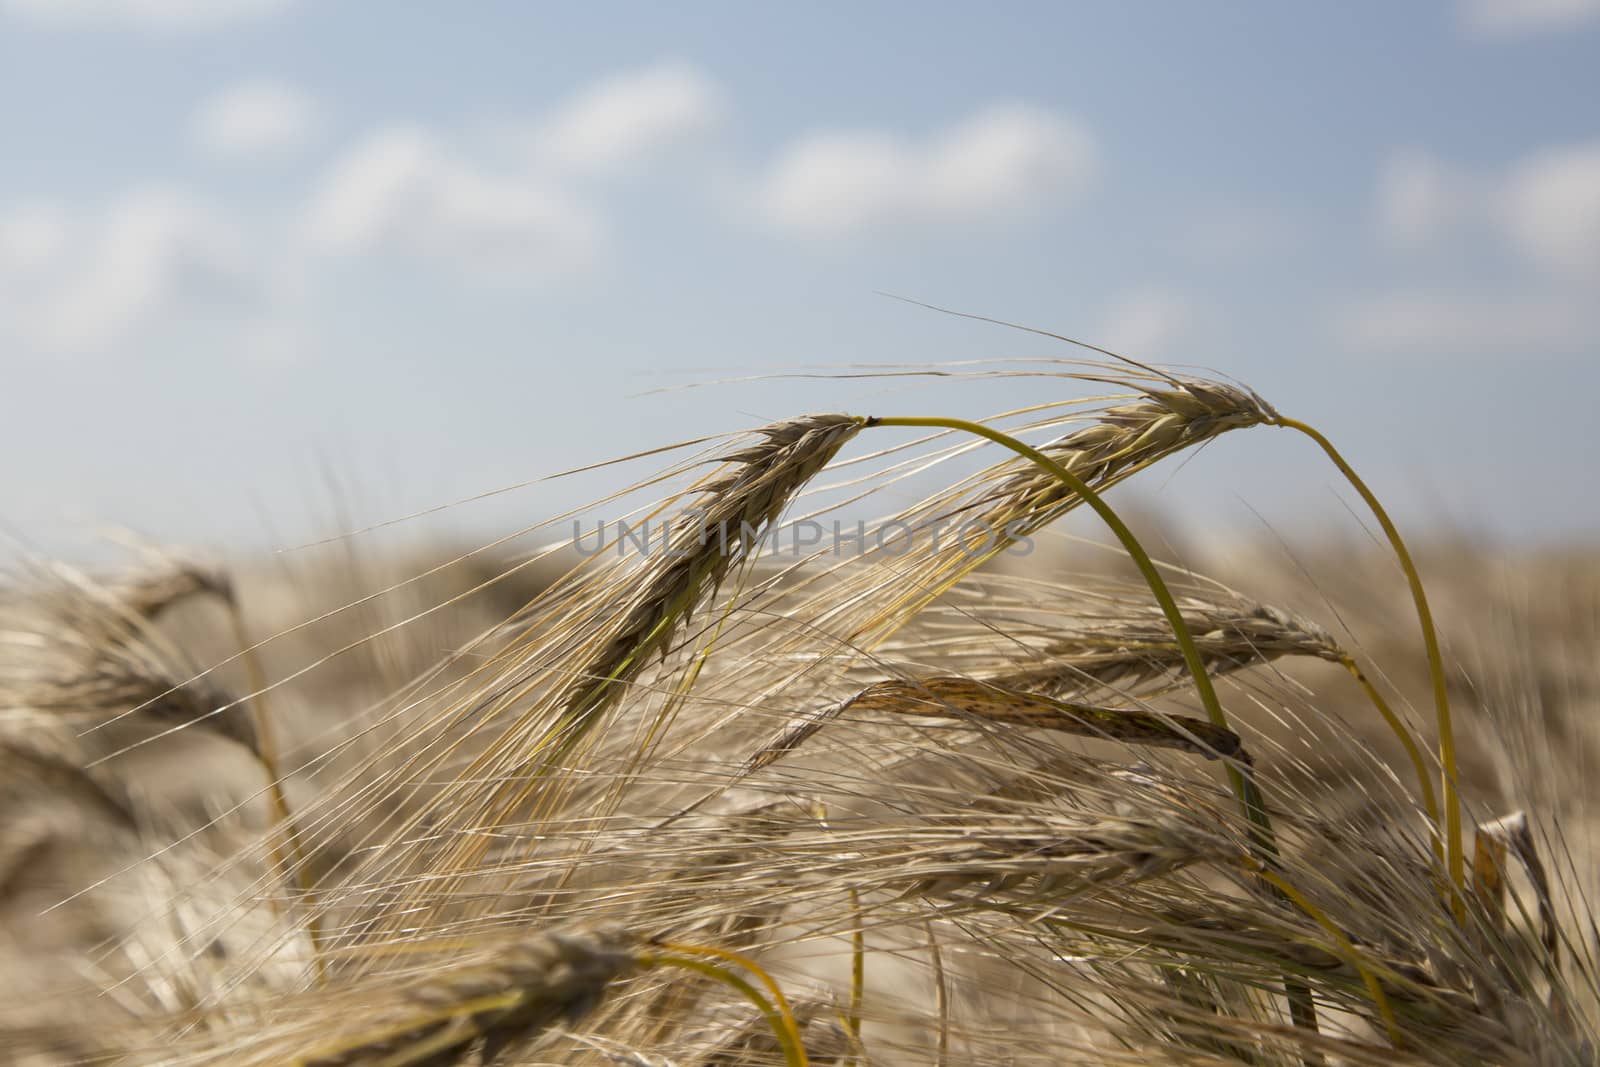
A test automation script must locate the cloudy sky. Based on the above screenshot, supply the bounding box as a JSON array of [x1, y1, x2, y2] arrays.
[[1, 1, 1596, 557]]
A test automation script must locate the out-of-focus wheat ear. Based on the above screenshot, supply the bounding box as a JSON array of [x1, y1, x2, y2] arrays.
[[100, 554, 234, 619], [848, 676, 1247, 761], [289, 927, 639, 1067], [98, 551, 322, 973], [1, 567, 257, 753], [0, 732, 140, 888], [110, 554, 294, 859], [208, 564, 321, 971]]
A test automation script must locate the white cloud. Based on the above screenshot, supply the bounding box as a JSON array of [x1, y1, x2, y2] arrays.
[[530, 61, 724, 174], [1376, 149, 1480, 248], [1501, 143, 1600, 279], [1362, 142, 1600, 358], [1460, 0, 1600, 35], [0, 187, 260, 352], [1097, 288, 1198, 359], [754, 103, 1098, 239], [1336, 291, 1597, 355], [303, 125, 600, 276], [191, 80, 320, 160], [1374, 140, 1600, 279], [0, 203, 69, 275], [2, 0, 293, 30]]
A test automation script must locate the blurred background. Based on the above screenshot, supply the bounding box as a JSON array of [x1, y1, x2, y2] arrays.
[[1, 2, 1596, 556]]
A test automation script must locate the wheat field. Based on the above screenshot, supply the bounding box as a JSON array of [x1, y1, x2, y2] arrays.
[[2, 360, 1595, 1065]]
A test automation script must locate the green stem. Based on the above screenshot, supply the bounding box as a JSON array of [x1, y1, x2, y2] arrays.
[[1273, 417, 1461, 915], [847, 887, 865, 1053], [1338, 655, 1443, 866], [643, 954, 807, 1067], [1251, 863, 1402, 1047]]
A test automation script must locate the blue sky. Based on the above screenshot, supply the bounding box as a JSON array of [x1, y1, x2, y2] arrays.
[[1, 1, 1597, 558]]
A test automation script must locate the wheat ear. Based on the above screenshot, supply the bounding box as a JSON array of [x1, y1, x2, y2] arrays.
[[742, 676, 1247, 783], [288, 928, 638, 1066]]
